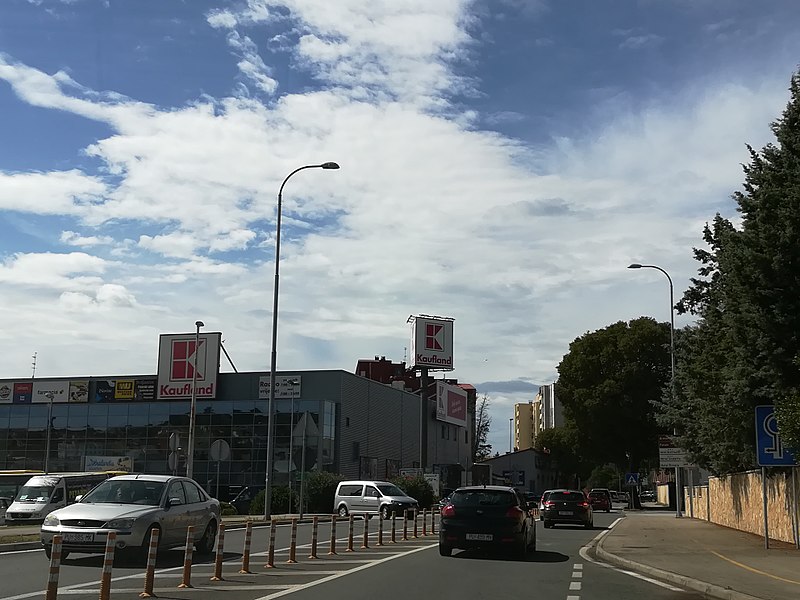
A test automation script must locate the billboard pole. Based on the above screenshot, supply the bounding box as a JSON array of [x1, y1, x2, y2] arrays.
[[420, 367, 428, 471], [186, 321, 204, 479]]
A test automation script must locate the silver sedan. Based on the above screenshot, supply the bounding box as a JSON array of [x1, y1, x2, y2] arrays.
[[40, 474, 220, 560]]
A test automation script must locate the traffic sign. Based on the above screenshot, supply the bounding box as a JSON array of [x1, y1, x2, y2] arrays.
[[209, 439, 231, 462], [659, 435, 689, 468], [624, 472, 639, 486], [755, 405, 797, 466]]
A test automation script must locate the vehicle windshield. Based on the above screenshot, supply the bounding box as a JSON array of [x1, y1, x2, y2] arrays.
[[81, 480, 165, 506], [376, 484, 405, 496], [451, 490, 516, 507], [15, 485, 53, 503], [550, 491, 585, 502]]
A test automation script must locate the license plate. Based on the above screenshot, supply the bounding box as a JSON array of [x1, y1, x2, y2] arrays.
[[64, 533, 94, 543], [465, 533, 493, 541], [559, 511, 573, 516]]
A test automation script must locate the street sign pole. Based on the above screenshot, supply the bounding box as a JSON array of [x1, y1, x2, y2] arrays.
[[793, 467, 799, 550], [762, 466, 769, 550]]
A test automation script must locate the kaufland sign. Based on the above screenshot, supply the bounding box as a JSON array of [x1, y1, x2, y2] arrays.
[[156, 332, 222, 399], [436, 381, 468, 427], [410, 316, 454, 370]]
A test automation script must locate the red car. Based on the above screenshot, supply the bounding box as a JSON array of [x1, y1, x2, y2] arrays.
[[588, 489, 611, 512]]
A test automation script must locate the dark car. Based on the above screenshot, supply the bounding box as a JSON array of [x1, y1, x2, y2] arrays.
[[230, 485, 265, 515], [588, 490, 611, 512], [540, 489, 593, 529], [439, 485, 536, 558], [589, 488, 612, 513]]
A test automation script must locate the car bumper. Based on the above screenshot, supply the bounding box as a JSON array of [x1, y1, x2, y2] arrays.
[[541, 509, 591, 525], [41, 527, 146, 553], [439, 523, 524, 550]]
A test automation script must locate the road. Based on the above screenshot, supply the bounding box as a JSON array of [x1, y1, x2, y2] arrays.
[[0, 509, 705, 600]]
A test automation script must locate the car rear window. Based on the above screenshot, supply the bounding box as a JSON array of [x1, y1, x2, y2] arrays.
[[589, 492, 606, 498], [450, 490, 516, 507], [549, 491, 585, 501]]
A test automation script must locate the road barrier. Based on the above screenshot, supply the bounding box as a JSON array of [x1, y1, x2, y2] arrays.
[[265, 519, 277, 568], [308, 516, 319, 559], [177, 526, 195, 588], [431, 509, 436, 535], [346, 515, 355, 552], [422, 509, 428, 536], [377, 514, 384, 546], [139, 527, 160, 597], [413, 510, 418, 538], [328, 516, 337, 555], [403, 510, 409, 540], [391, 513, 397, 543], [361, 514, 370, 549], [45, 535, 62, 600], [99, 531, 117, 600], [209, 522, 224, 582], [238, 521, 253, 574], [286, 519, 298, 563]]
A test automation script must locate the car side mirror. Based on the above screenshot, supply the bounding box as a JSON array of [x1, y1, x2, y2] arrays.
[[74, 495, 83, 502], [166, 497, 183, 508]]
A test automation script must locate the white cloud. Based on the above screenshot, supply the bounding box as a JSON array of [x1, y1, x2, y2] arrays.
[[0, 170, 106, 215], [60, 231, 114, 247]]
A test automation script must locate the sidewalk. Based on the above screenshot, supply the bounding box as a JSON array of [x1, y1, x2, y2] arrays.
[[596, 512, 800, 600]]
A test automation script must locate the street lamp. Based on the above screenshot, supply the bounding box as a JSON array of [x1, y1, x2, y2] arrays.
[[509, 417, 513, 453], [44, 392, 54, 473], [186, 320, 204, 479], [627, 263, 680, 517], [264, 162, 339, 520]]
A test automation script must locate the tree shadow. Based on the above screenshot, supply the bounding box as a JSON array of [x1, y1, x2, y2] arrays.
[[452, 549, 569, 563]]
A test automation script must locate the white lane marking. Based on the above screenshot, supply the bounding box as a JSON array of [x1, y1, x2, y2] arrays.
[[0, 549, 42, 555], [58, 585, 291, 594], [573, 563, 583, 570], [572, 571, 583, 578], [252, 543, 437, 600], [567, 596, 580, 600], [569, 581, 582, 591], [578, 517, 684, 592]]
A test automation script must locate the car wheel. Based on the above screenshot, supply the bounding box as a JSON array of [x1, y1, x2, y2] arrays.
[[516, 531, 529, 559], [543, 521, 552, 529], [44, 545, 51, 559], [606, 508, 610, 513], [438, 544, 452, 557], [380, 505, 390, 520], [585, 521, 593, 530], [338, 505, 349, 518], [196, 521, 217, 555]]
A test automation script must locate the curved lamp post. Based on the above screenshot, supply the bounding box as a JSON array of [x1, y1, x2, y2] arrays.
[[264, 162, 339, 520], [627, 263, 680, 517]]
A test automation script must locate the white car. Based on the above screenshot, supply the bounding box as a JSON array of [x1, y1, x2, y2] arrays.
[[0, 497, 11, 524], [40, 475, 220, 561]]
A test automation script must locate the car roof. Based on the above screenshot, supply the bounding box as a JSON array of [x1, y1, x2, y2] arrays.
[[336, 480, 394, 486], [454, 485, 517, 492], [107, 474, 180, 483]]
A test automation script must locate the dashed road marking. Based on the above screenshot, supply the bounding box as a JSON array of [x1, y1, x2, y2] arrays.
[[569, 581, 582, 591], [572, 571, 582, 578]]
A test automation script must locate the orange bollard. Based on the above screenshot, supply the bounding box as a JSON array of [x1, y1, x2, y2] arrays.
[[308, 516, 319, 559], [177, 525, 195, 588], [346, 515, 355, 551], [377, 514, 384, 546], [361, 515, 370, 549], [209, 522, 225, 582], [45, 535, 63, 600], [286, 518, 298, 563], [391, 512, 397, 543], [413, 509, 418, 538], [238, 521, 252, 574], [422, 509, 428, 536], [139, 527, 160, 597], [265, 519, 277, 568], [431, 508, 436, 535], [99, 531, 117, 600], [328, 515, 338, 555], [402, 510, 409, 540]]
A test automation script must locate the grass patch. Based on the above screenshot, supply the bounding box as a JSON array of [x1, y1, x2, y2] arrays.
[[0, 534, 39, 544]]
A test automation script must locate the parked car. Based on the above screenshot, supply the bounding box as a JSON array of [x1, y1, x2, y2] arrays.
[[540, 489, 593, 529], [588, 490, 611, 512], [40, 475, 220, 561], [0, 496, 10, 525], [438, 485, 536, 558], [589, 488, 612, 512], [229, 485, 264, 515], [609, 490, 620, 502], [333, 480, 418, 519], [538, 490, 553, 519], [437, 491, 454, 510], [525, 492, 541, 507]]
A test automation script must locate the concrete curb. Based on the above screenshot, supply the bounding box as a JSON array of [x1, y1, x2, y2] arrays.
[[0, 541, 41, 553], [595, 533, 765, 600]]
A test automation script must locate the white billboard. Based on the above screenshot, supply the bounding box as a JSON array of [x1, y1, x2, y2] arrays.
[[410, 316, 454, 370], [436, 381, 468, 427], [85, 456, 133, 472], [156, 332, 222, 399], [259, 375, 302, 399], [32, 380, 69, 403]]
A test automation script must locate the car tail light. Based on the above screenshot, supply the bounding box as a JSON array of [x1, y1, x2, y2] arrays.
[[544, 501, 555, 507], [506, 505, 524, 518], [580, 501, 589, 508], [441, 504, 456, 518]]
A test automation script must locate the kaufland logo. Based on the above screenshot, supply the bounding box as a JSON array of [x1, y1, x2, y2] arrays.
[[425, 324, 444, 351], [170, 339, 205, 382], [416, 353, 452, 366]]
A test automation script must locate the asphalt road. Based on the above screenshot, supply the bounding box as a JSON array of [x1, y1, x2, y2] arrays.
[[0, 509, 706, 600]]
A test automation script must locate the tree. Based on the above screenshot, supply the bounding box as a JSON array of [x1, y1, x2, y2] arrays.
[[534, 425, 585, 486], [473, 393, 493, 461], [555, 317, 669, 471]]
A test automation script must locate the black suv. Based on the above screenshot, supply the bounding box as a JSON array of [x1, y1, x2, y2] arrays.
[[540, 489, 593, 529]]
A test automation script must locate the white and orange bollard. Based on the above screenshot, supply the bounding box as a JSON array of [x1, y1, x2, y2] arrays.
[[413, 509, 418, 538], [361, 515, 370, 549], [402, 510, 409, 540], [239, 521, 253, 574], [308, 516, 319, 559], [45, 535, 63, 600], [265, 520, 277, 568], [377, 513, 384, 546], [422, 509, 428, 536], [346, 515, 355, 552], [177, 525, 195, 588], [328, 516, 338, 555], [431, 508, 437, 535], [139, 527, 160, 597], [99, 531, 117, 600], [286, 518, 298, 564], [209, 522, 225, 582]]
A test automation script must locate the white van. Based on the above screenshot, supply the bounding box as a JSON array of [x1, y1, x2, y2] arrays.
[[333, 480, 419, 519], [6, 472, 116, 524]]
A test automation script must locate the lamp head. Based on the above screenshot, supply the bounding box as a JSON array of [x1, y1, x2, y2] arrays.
[[320, 162, 340, 170], [627, 263, 642, 269], [195, 320, 205, 328]]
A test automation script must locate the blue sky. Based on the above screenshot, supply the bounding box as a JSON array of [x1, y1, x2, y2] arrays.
[[1, 0, 799, 454]]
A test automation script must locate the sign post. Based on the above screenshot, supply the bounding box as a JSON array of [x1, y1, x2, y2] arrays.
[[659, 435, 688, 517], [209, 440, 231, 499]]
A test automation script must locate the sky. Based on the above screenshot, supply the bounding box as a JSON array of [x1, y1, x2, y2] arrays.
[[1, 0, 799, 454]]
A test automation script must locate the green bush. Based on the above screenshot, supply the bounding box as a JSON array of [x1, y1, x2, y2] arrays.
[[390, 475, 435, 509], [303, 471, 344, 513], [249, 485, 297, 515]]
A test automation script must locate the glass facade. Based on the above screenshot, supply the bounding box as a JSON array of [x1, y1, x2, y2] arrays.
[[0, 395, 331, 500]]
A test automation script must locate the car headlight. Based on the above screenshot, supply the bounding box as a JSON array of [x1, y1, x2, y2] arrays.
[[43, 515, 60, 527], [106, 518, 136, 530]]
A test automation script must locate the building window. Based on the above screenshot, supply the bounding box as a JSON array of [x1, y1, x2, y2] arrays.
[[345, 417, 350, 427], [441, 425, 446, 439]]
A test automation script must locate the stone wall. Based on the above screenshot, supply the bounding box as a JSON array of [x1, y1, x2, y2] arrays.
[[683, 469, 800, 544]]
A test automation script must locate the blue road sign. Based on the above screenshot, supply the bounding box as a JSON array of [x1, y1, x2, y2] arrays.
[[624, 472, 639, 485], [755, 405, 797, 466]]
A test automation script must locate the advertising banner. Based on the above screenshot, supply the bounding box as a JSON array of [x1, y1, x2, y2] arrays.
[[258, 375, 302, 399], [157, 332, 221, 399], [32, 380, 69, 403], [410, 316, 454, 370], [12, 382, 32, 404], [435, 381, 468, 427], [135, 379, 156, 402], [115, 380, 135, 400], [94, 380, 116, 403], [68, 381, 89, 403], [84, 456, 133, 472], [0, 383, 11, 404]]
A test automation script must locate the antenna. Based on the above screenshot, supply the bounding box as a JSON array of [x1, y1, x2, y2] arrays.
[[31, 352, 37, 380]]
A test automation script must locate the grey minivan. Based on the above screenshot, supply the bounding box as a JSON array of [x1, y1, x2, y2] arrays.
[[333, 480, 418, 519]]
